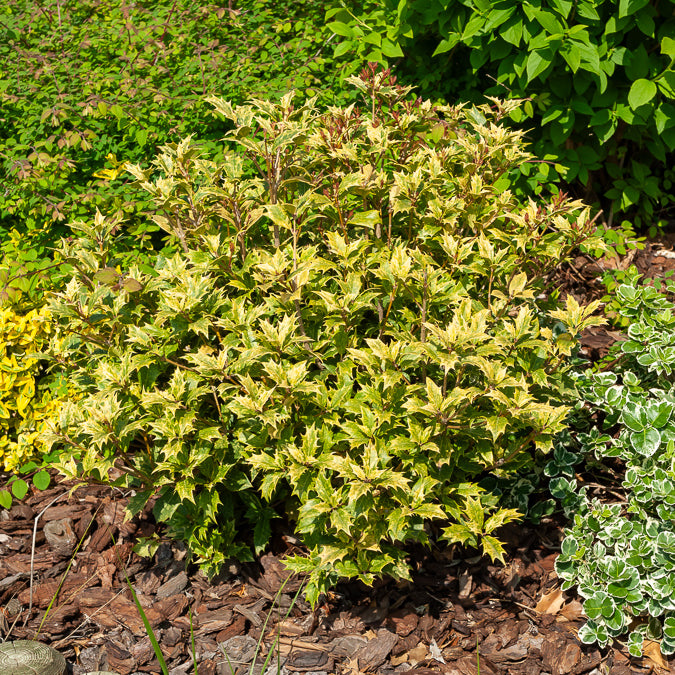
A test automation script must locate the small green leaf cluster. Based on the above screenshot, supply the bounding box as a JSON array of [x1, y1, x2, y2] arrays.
[[554, 279, 675, 656], [328, 0, 675, 230], [43, 69, 603, 603], [0, 462, 51, 510], [0, 0, 362, 257]]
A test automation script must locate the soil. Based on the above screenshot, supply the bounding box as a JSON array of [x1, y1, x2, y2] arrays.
[[2, 236, 675, 675]]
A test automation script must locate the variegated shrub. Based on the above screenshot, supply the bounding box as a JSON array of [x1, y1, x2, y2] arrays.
[[43, 66, 603, 602]]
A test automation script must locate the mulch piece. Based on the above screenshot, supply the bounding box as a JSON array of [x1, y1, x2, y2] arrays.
[[0, 475, 671, 675]]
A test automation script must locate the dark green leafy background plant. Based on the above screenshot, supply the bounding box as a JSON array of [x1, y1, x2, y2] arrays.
[[327, 0, 675, 233], [0, 0, 363, 303]]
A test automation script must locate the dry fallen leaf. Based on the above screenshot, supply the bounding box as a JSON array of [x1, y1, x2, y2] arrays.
[[535, 588, 565, 615], [390, 653, 408, 666], [558, 599, 584, 622], [344, 657, 366, 675], [407, 644, 427, 665], [429, 639, 445, 664], [643, 640, 668, 670]]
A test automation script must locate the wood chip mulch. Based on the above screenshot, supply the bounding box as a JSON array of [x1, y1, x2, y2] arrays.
[[1, 476, 672, 675]]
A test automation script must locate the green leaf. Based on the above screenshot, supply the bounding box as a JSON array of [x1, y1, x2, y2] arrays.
[[622, 404, 645, 432], [619, 0, 649, 18], [327, 21, 354, 38], [433, 36, 460, 56], [381, 39, 404, 58], [575, 41, 601, 75], [532, 9, 563, 35], [484, 507, 521, 534], [363, 32, 381, 47], [253, 517, 271, 555], [32, 471, 51, 491], [19, 461, 39, 474], [625, 46, 649, 81], [576, 1, 600, 20], [265, 203, 292, 231], [583, 592, 615, 620], [655, 102, 675, 134], [630, 428, 661, 456], [662, 36, 675, 59], [110, 104, 125, 119], [349, 210, 381, 229], [11, 479, 29, 500], [331, 507, 353, 536], [628, 79, 657, 110], [562, 43, 581, 73], [550, 0, 573, 18], [484, 7, 515, 32], [133, 535, 161, 558], [462, 13, 486, 40], [136, 128, 148, 146], [0, 490, 12, 510], [482, 534, 507, 564], [333, 41, 352, 58], [664, 617, 675, 640], [465, 496, 485, 530], [442, 523, 478, 547], [526, 49, 553, 83]]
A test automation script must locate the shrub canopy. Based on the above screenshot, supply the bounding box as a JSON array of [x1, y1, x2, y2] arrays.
[[44, 67, 603, 602]]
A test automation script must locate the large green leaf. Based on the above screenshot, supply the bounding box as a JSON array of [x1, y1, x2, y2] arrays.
[[628, 78, 657, 110], [526, 48, 553, 83]]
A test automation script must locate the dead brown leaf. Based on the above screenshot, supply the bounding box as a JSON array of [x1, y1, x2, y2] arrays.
[[407, 644, 428, 665], [390, 652, 408, 666], [643, 640, 668, 670], [535, 588, 565, 615], [558, 599, 584, 622]]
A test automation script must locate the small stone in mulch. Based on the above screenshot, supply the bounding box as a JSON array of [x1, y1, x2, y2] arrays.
[[219, 634, 258, 668], [156, 570, 189, 599]]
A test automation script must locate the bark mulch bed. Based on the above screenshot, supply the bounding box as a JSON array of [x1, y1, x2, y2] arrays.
[[0, 478, 672, 675]]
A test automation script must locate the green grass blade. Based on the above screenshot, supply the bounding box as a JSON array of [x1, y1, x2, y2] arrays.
[[189, 606, 198, 675], [110, 532, 169, 675], [121, 566, 170, 675], [257, 576, 305, 675]]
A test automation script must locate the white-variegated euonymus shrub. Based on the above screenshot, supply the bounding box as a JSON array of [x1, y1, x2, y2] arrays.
[[553, 277, 675, 657], [43, 67, 603, 603]]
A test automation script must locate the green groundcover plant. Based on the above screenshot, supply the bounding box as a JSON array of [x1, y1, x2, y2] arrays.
[[553, 275, 675, 656], [0, 0, 367, 305], [42, 66, 604, 603], [327, 0, 675, 231]]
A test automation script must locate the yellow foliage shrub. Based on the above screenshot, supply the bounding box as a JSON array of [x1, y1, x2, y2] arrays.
[[0, 305, 61, 473]]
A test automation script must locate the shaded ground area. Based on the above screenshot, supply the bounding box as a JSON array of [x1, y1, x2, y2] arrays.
[[2, 236, 675, 675], [564, 235, 675, 361]]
